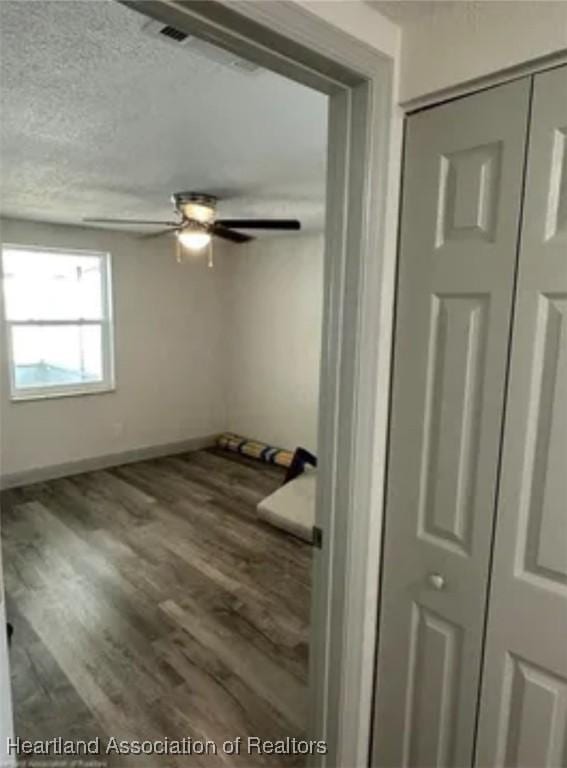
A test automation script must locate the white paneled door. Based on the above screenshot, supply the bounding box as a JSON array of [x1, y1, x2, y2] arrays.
[[372, 80, 532, 767], [475, 65, 567, 768]]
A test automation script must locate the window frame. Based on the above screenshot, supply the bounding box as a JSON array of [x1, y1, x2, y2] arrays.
[[1, 243, 115, 402]]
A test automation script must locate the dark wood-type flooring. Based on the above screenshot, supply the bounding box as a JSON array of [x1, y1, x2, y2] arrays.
[[1, 449, 311, 766]]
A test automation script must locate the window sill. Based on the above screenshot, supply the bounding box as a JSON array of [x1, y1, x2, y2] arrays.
[[9, 385, 116, 403]]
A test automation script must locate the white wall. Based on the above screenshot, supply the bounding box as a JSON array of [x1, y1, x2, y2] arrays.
[[0, 220, 324, 477], [0, 218, 227, 478], [396, 0, 567, 103], [222, 234, 324, 453]]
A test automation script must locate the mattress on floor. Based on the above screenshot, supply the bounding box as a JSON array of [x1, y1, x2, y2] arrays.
[[257, 468, 316, 543]]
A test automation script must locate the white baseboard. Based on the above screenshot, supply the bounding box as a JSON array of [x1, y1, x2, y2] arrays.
[[0, 433, 219, 490]]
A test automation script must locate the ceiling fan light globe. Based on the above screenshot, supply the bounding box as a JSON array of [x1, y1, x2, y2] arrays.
[[177, 230, 211, 250]]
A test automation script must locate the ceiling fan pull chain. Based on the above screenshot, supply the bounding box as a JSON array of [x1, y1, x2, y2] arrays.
[[207, 240, 214, 269], [176, 238, 183, 264]]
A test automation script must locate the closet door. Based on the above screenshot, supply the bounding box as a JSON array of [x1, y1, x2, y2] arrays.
[[372, 79, 531, 768], [475, 65, 567, 768]]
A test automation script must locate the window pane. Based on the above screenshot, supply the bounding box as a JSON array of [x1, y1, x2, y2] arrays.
[[2, 248, 104, 321], [12, 324, 104, 390]]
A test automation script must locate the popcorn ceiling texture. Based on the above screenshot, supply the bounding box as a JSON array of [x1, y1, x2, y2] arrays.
[[0, 0, 327, 232]]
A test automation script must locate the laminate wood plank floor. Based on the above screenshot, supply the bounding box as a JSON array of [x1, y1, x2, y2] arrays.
[[1, 449, 312, 767]]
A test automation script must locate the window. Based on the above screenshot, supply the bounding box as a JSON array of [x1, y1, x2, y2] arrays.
[[1, 245, 114, 400]]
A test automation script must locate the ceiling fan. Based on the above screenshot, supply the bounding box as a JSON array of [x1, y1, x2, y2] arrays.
[[84, 192, 301, 266]]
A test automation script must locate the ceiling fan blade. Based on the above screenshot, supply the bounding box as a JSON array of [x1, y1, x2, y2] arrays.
[[215, 219, 301, 230], [212, 223, 254, 244], [83, 217, 179, 226], [139, 228, 179, 240]]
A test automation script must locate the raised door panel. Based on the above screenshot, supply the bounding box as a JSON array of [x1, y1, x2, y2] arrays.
[[522, 294, 567, 588], [419, 294, 488, 556], [502, 656, 567, 768], [476, 66, 567, 768], [372, 79, 531, 767], [405, 605, 464, 766]]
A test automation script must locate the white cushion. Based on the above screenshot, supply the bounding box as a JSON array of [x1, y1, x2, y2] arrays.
[[257, 469, 316, 542]]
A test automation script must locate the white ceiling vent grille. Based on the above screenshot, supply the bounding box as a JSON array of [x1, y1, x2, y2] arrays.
[[142, 19, 260, 74]]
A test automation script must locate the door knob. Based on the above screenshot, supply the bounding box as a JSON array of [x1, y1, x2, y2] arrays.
[[427, 572, 445, 590]]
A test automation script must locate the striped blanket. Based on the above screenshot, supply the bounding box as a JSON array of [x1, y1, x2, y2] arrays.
[[217, 432, 293, 468]]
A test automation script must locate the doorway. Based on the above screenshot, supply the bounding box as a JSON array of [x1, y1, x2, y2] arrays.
[[0, 3, 398, 766]]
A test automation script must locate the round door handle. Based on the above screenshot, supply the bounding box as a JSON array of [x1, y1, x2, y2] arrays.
[[427, 572, 446, 590]]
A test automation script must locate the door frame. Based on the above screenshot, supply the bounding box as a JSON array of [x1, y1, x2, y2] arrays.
[[119, 2, 399, 765], [0, 2, 400, 766]]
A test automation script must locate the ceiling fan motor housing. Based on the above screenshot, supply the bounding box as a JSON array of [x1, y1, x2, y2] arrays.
[[173, 192, 217, 227]]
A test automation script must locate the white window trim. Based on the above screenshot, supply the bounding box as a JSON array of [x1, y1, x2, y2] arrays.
[[1, 244, 115, 402]]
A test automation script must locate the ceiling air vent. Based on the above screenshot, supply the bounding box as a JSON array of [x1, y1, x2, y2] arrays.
[[142, 19, 260, 74], [158, 25, 189, 43]]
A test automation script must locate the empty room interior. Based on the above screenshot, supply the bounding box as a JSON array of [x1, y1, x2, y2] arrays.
[[1, 1, 567, 767], [0, 0, 327, 762]]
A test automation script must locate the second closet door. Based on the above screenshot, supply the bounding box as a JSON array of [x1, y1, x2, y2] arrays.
[[373, 79, 531, 767], [475, 65, 567, 768]]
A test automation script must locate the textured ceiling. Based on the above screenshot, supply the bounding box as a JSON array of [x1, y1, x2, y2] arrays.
[[0, 1, 328, 233]]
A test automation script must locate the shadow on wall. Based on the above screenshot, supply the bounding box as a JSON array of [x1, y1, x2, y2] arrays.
[[221, 233, 324, 454]]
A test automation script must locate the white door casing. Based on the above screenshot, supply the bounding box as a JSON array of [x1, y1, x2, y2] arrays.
[[0, 541, 14, 768], [475, 65, 567, 768], [372, 79, 532, 767]]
